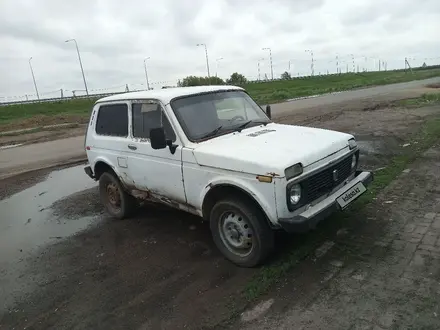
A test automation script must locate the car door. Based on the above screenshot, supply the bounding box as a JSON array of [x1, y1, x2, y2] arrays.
[[126, 100, 186, 206]]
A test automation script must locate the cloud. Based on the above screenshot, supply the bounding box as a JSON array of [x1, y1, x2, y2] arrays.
[[0, 0, 439, 100]]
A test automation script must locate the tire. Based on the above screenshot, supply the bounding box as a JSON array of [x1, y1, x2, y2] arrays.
[[210, 197, 275, 267], [99, 172, 137, 219]]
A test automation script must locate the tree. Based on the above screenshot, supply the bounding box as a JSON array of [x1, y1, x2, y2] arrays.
[[209, 76, 225, 85], [177, 76, 224, 87], [281, 71, 292, 80], [226, 72, 248, 85]]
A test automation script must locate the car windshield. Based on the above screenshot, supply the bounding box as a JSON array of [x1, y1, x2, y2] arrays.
[[170, 90, 270, 141]]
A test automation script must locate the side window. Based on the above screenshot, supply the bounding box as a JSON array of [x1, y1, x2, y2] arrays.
[[132, 102, 176, 141], [95, 104, 128, 137]]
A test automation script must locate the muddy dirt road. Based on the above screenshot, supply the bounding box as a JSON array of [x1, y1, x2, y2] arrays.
[[1, 90, 440, 329], [0, 136, 86, 180], [271, 76, 440, 117], [0, 166, 253, 329], [1, 77, 438, 179]]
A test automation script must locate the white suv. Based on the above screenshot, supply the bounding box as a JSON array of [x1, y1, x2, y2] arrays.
[[84, 85, 373, 267]]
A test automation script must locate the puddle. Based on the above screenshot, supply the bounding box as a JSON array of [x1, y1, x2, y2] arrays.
[[0, 165, 98, 264], [357, 140, 383, 154]]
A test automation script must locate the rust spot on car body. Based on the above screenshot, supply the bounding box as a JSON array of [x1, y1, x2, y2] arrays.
[[266, 172, 280, 177], [130, 189, 150, 200], [130, 188, 201, 216]]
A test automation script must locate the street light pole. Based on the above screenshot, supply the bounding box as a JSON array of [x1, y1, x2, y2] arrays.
[[305, 49, 314, 76], [65, 39, 89, 95], [215, 57, 223, 77], [197, 43, 210, 78], [143, 57, 150, 90], [262, 48, 273, 80], [28, 57, 40, 100]]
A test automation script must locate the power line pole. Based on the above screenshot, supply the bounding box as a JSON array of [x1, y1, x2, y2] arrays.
[[28, 57, 40, 100], [336, 54, 339, 74], [143, 57, 150, 90], [351, 54, 355, 73], [258, 61, 260, 81], [65, 39, 89, 95], [197, 43, 210, 78], [305, 49, 314, 76], [288, 59, 294, 76], [257, 58, 264, 81], [216, 57, 223, 77], [262, 47, 273, 80]]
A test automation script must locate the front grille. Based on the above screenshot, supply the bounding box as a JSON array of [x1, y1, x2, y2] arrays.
[[303, 152, 356, 203], [287, 151, 359, 210]]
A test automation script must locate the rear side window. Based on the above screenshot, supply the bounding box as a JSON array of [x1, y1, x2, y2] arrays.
[[95, 104, 128, 137]]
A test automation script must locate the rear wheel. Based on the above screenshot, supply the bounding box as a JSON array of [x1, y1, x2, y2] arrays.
[[210, 197, 274, 267], [99, 172, 137, 219]]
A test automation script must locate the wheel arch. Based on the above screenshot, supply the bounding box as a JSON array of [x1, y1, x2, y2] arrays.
[[201, 183, 278, 229], [93, 160, 116, 180]]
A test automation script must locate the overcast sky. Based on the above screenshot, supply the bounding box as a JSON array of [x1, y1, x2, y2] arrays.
[[1, 0, 439, 100]]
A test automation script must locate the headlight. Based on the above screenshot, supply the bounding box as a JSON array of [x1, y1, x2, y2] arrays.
[[351, 154, 357, 170], [348, 138, 357, 150], [289, 184, 302, 205], [285, 163, 303, 181]]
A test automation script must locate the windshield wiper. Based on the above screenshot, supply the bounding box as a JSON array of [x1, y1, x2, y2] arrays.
[[199, 125, 223, 139], [234, 120, 269, 132]]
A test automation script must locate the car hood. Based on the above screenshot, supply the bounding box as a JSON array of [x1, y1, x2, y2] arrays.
[[191, 123, 353, 176]]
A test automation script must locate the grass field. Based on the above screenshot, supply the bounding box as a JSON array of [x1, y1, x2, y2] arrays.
[[246, 68, 440, 104], [1, 68, 440, 130]]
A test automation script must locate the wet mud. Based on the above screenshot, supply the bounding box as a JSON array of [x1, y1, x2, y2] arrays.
[[1, 101, 439, 329]]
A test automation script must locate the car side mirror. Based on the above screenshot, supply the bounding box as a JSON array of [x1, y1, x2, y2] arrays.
[[150, 127, 167, 150], [266, 105, 272, 119]]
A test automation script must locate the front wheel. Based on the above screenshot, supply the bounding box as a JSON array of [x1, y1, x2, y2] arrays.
[[210, 197, 274, 267]]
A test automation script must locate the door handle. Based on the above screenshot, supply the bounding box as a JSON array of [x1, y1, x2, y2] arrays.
[[128, 144, 137, 150]]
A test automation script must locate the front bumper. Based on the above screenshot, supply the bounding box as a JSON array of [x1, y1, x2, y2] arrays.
[[278, 170, 373, 233]]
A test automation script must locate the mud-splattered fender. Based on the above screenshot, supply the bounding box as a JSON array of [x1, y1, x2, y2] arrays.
[[91, 155, 117, 175], [199, 176, 278, 226], [91, 156, 135, 188]]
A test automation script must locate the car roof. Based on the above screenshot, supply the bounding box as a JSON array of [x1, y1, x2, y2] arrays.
[[95, 85, 244, 104]]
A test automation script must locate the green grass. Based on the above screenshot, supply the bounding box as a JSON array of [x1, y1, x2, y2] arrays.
[[1, 69, 440, 127], [244, 69, 440, 104], [0, 123, 81, 137], [243, 115, 440, 302], [0, 98, 96, 126], [397, 92, 440, 108]]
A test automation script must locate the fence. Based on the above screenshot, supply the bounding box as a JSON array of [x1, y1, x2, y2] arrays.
[[2, 65, 438, 107], [0, 73, 362, 106], [0, 90, 146, 107]]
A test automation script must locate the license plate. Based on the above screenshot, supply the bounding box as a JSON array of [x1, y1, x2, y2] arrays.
[[336, 182, 366, 209]]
